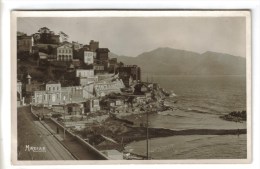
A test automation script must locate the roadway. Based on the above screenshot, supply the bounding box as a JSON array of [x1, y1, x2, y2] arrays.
[[17, 106, 75, 160]]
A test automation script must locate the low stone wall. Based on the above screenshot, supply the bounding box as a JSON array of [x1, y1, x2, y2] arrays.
[[50, 118, 109, 160]]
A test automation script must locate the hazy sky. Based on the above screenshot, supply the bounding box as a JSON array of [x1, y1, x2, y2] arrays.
[[18, 17, 246, 57]]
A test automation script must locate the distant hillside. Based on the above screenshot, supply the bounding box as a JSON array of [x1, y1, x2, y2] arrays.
[[109, 47, 246, 75]]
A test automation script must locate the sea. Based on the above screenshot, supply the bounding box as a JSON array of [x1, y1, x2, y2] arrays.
[[125, 75, 247, 159]]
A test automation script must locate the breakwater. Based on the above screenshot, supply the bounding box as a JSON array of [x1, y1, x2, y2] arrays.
[[120, 126, 246, 145]]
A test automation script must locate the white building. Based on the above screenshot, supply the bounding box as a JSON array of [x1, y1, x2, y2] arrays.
[[94, 79, 125, 97], [57, 45, 73, 61], [84, 51, 94, 64], [76, 69, 94, 78]]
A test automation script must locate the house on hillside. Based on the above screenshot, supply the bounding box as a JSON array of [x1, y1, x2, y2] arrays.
[[118, 65, 141, 87], [57, 44, 73, 61], [96, 48, 110, 64]]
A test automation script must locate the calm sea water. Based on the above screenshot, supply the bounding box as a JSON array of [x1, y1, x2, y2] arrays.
[[126, 76, 247, 159]]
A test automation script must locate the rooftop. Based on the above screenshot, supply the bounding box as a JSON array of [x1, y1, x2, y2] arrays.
[[46, 80, 60, 84], [96, 48, 110, 52]]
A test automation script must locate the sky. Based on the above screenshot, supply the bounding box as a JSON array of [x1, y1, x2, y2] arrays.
[[18, 17, 246, 57]]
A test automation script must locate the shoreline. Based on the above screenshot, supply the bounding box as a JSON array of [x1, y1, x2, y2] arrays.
[[77, 116, 247, 149]]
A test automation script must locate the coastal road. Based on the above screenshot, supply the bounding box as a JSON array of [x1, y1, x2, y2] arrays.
[[44, 118, 104, 160], [17, 106, 75, 160]]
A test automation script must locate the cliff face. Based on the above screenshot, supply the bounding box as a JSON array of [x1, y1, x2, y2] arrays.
[[110, 48, 246, 75]]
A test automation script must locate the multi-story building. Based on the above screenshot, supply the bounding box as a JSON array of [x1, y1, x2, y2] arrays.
[[33, 81, 86, 105], [75, 69, 98, 86], [57, 45, 73, 61], [118, 65, 141, 87], [84, 51, 95, 64], [96, 48, 110, 63]]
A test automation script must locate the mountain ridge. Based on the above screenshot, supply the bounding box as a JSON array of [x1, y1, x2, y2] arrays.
[[109, 47, 246, 75]]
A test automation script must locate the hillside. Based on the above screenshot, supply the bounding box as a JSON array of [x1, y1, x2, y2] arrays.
[[110, 47, 246, 75]]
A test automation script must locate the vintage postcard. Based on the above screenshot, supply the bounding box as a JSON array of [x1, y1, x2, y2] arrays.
[[11, 10, 251, 164]]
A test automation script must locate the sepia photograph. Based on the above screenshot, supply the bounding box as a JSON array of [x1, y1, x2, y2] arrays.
[[11, 11, 251, 164]]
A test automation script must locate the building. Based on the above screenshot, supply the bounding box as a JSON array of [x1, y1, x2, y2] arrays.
[[66, 103, 83, 115], [61, 41, 73, 48], [108, 58, 118, 73], [76, 69, 94, 78], [96, 48, 110, 64], [84, 51, 95, 64], [77, 45, 92, 62], [62, 86, 84, 103], [57, 45, 73, 61], [25, 81, 45, 96], [75, 69, 98, 86], [17, 34, 33, 54], [133, 83, 150, 95], [94, 79, 125, 97], [93, 64, 105, 74], [72, 41, 83, 51], [34, 81, 61, 105], [45, 81, 61, 92], [118, 65, 141, 87], [85, 99, 101, 112], [39, 52, 48, 60], [89, 40, 99, 52], [33, 82, 85, 105], [47, 54, 57, 61]]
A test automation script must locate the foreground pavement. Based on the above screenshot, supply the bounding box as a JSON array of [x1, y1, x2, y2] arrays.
[[17, 106, 75, 160]]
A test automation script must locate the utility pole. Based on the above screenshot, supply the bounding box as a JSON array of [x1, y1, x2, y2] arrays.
[[146, 110, 149, 160], [63, 96, 66, 140]]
